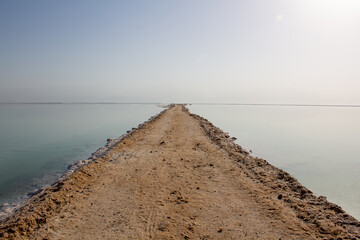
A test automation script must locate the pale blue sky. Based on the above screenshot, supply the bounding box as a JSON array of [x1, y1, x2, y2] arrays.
[[1, 0, 359, 103]]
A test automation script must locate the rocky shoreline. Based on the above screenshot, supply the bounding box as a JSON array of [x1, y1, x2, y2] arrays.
[[60, 105, 171, 181], [0, 105, 171, 222], [0, 104, 359, 239], [186, 107, 360, 238]]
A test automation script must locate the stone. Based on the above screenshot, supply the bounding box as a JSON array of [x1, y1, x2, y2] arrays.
[[158, 222, 168, 231]]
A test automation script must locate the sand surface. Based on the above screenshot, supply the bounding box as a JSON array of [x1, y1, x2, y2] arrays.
[[1, 105, 359, 239]]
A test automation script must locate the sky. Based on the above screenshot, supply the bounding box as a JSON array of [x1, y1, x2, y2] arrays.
[[1, 0, 360, 104]]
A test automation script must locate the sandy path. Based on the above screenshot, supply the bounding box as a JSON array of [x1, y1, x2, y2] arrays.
[[1, 105, 359, 239]]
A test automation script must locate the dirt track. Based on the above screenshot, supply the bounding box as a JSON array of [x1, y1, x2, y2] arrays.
[[1, 105, 359, 239]]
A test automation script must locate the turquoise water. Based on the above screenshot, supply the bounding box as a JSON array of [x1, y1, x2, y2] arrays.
[[188, 104, 360, 220], [1, 104, 359, 221], [0, 104, 162, 209]]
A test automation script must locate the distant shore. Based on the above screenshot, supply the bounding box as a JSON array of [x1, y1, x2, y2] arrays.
[[1, 105, 359, 239]]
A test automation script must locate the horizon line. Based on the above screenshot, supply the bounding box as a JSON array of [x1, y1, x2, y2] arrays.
[[1, 102, 360, 107], [190, 103, 360, 107]]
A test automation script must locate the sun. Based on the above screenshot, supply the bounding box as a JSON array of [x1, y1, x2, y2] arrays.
[[276, 14, 284, 22]]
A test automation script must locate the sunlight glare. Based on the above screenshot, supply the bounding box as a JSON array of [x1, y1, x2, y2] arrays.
[[304, 0, 360, 16]]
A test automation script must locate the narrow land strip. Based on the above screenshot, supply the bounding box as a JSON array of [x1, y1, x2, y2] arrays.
[[1, 105, 359, 239]]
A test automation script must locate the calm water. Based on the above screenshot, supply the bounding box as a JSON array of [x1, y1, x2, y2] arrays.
[[189, 104, 360, 220], [0, 104, 162, 210], [1, 104, 359, 221]]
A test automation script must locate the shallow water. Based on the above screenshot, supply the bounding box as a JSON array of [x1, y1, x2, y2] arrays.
[[188, 104, 360, 220], [1, 104, 359, 221], [0, 104, 162, 209]]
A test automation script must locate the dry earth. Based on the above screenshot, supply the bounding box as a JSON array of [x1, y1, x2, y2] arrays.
[[1, 105, 359, 239]]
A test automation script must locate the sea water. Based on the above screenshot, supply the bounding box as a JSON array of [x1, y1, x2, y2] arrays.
[[188, 104, 360, 220], [1, 104, 359, 221], [0, 103, 162, 211]]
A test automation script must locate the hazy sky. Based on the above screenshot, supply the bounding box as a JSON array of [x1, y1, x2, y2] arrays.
[[1, 0, 359, 104]]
